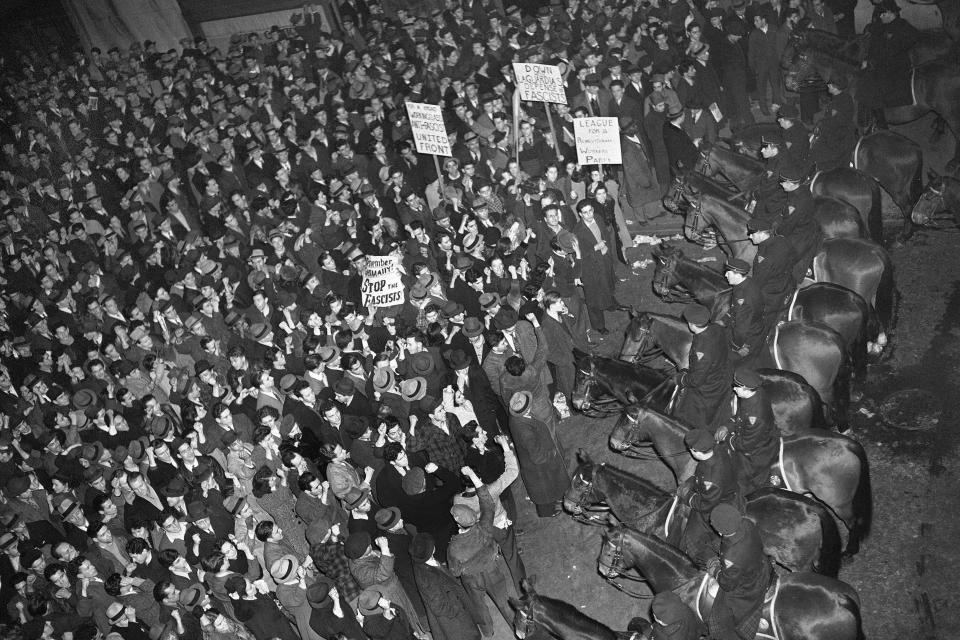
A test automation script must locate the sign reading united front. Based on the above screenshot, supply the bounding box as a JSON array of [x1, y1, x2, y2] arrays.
[[405, 102, 452, 157]]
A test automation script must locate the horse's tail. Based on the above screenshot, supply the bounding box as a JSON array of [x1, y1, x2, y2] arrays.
[[809, 496, 843, 577], [874, 249, 897, 337], [866, 177, 884, 245], [845, 436, 873, 556], [830, 347, 853, 432]]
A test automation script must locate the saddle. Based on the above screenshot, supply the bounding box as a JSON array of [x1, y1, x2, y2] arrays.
[[695, 573, 782, 640]]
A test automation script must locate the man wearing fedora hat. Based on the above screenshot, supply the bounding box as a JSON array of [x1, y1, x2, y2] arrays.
[[662, 103, 699, 179], [409, 532, 487, 640], [507, 391, 569, 517], [345, 532, 426, 633]]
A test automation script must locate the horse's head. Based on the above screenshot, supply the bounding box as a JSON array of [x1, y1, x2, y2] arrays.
[[911, 174, 946, 226], [661, 172, 690, 215], [563, 451, 603, 514], [609, 404, 651, 451], [571, 355, 597, 411], [619, 312, 658, 363], [598, 526, 628, 578], [509, 580, 538, 639], [652, 244, 687, 301]]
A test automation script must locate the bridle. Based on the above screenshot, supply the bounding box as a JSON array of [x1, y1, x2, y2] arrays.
[[622, 315, 666, 366], [514, 604, 536, 639], [568, 466, 612, 525], [613, 408, 691, 461], [652, 254, 696, 303], [598, 530, 655, 598], [573, 363, 623, 416]]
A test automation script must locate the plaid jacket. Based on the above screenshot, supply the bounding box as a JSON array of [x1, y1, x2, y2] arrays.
[[407, 415, 466, 473]]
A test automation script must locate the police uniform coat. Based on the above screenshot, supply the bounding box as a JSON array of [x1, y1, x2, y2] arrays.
[[864, 16, 919, 108], [751, 235, 796, 321], [714, 519, 773, 631], [727, 276, 766, 355], [779, 186, 823, 282], [730, 387, 779, 490], [675, 324, 734, 431]]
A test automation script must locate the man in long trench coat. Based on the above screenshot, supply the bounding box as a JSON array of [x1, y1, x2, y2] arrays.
[[507, 391, 569, 517]]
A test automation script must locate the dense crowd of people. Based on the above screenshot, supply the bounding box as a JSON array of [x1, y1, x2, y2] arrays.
[[0, 0, 922, 638]]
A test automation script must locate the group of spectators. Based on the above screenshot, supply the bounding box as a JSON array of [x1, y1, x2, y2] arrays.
[[0, 0, 923, 637]]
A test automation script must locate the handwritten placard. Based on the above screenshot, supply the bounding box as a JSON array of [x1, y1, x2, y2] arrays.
[[361, 255, 405, 307], [405, 102, 452, 157], [573, 117, 622, 165], [512, 63, 566, 103]]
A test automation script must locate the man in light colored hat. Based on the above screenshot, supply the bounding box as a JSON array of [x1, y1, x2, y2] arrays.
[[507, 391, 569, 517], [271, 554, 324, 640], [346, 532, 426, 632], [447, 465, 516, 633]]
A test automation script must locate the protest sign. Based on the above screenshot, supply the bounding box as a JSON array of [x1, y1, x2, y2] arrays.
[[405, 102, 452, 157], [512, 63, 566, 103], [573, 117, 622, 165], [361, 255, 405, 307]]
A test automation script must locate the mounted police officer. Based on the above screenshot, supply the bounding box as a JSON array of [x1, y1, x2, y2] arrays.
[[707, 503, 773, 640], [861, 0, 919, 129], [810, 76, 857, 172], [677, 428, 742, 567], [750, 135, 787, 224], [746, 217, 797, 336], [674, 304, 734, 432], [719, 368, 779, 494], [722, 258, 765, 360], [776, 161, 823, 284]]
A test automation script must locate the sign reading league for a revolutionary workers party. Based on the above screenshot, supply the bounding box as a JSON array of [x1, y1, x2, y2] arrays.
[[573, 117, 623, 165], [512, 63, 566, 103], [361, 255, 405, 307], [406, 102, 452, 157]]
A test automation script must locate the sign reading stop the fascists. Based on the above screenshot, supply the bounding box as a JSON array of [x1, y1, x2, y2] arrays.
[[512, 63, 566, 103], [573, 117, 622, 165], [406, 102, 452, 157], [361, 255, 405, 307]]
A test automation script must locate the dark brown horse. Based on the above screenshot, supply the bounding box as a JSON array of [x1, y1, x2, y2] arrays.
[[782, 27, 960, 175], [650, 243, 873, 381], [693, 144, 881, 242], [565, 454, 842, 575], [608, 405, 872, 555], [509, 581, 627, 640], [619, 309, 851, 428], [813, 237, 896, 355], [597, 527, 864, 640], [910, 174, 960, 228], [571, 352, 676, 416]]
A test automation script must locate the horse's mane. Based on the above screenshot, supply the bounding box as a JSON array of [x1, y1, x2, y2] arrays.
[[796, 27, 867, 73], [645, 311, 689, 331], [590, 353, 668, 386], [610, 526, 701, 586], [670, 250, 727, 288], [634, 403, 692, 435], [530, 593, 619, 640], [685, 171, 739, 199], [598, 461, 669, 498]]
